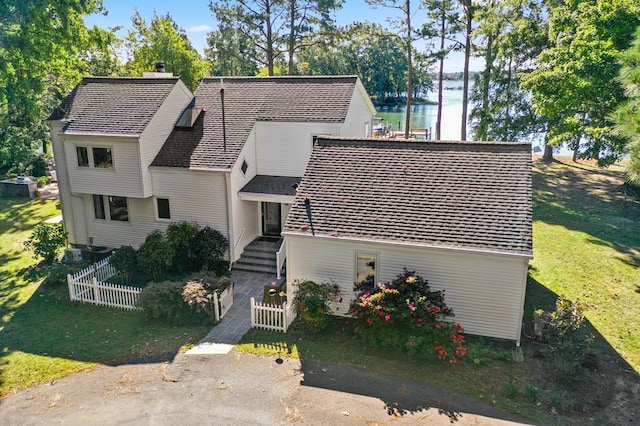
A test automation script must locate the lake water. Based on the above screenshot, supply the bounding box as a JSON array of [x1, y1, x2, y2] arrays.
[[376, 81, 466, 141], [375, 81, 558, 154]]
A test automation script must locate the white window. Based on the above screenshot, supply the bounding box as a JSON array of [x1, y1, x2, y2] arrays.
[[156, 198, 171, 220], [93, 195, 129, 222], [93, 194, 105, 219], [108, 196, 128, 222], [77, 147, 89, 167], [93, 147, 113, 168], [355, 253, 377, 289]]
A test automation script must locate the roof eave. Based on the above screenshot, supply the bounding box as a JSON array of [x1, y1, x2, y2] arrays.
[[62, 131, 140, 138], [282, 231, 533, 260]]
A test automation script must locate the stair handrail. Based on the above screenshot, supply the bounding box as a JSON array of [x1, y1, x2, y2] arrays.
[[276, 238, 286, 280]]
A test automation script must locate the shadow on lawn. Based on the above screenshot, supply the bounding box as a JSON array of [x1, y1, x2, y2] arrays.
[[245, 335, 532, 425], [532, 161, 640, 268], [0, 279, 207, 393], [523, 275, 640, 422], [524, 273, 639, 375]]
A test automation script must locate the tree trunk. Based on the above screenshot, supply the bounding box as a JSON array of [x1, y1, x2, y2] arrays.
[[461, 1, 473, 141], [477, 30, 494, 141], [542, 133, 553, 161], [404, 0, 413, 140], [266, 0, 275, 76], [504, 55, 513, 140], [436, 14, 445, 140], [288, 0, 296, 75]]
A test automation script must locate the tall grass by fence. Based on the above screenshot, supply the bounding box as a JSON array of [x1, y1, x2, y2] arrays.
[[67, 256, 142, 311], [250, 297, 296, 332]]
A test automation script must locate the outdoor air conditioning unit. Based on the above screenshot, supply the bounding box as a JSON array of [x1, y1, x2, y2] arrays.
[[64, 248, 83, 263]]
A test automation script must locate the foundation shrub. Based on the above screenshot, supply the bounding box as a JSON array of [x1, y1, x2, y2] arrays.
[[137, 230, 174, 281], [110, 245, 138, 284], [191, 226, 229, 276], [166, 221, 200, 273], [293, 280, 341, 333], [351, 268, 467, 364], [139, 272, 232, 325]]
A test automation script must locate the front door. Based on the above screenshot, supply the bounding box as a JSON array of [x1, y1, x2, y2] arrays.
[[261, 202, 282, 236]]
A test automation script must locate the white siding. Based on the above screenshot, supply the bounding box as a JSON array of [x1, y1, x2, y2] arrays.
[[342, 80, 377, 137], [285, 235, 528, 341], [64, 134, 144, 197], [151, 168, 228, 236], [255, 122, 340, 176], [229, 128, 260, 261], [49, 123, 87, 245], [139, 81, 193, 197], [80, 169, 229, 249]]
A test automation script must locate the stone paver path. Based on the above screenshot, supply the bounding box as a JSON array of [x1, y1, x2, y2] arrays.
[[186, 270, 279, 355]]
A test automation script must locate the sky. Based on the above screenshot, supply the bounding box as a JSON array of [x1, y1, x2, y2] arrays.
[[85, 0, 482, 73]]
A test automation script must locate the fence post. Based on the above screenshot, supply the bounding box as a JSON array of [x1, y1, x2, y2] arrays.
[[250, 297, 255, 328], [67, 274, 74, 301], [283, 302, 288, 332], [213, 292, 220, 322], [92, 277, 100, 305]]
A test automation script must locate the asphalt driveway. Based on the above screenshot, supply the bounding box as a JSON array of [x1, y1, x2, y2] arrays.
[[0, 351, 535, 425]]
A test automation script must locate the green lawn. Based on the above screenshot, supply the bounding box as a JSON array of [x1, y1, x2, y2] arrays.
[[0, 197, 209, 396], [528, 160, 640, 370], [237, 159, 640, 425], [2, 160, 639, 423]]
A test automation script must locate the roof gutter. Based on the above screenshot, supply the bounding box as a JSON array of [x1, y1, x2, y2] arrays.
[[149, 166, 232, 174], [62, 131, 140, 138], [281, 231, 533, 260]]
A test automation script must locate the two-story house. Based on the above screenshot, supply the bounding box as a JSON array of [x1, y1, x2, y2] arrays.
[[48, 74, 376, 272]]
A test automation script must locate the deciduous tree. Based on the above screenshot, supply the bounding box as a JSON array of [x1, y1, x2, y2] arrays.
[[124, 11, 208, 91], [521, 0, 639, 165], [0, 0, 105, 160]]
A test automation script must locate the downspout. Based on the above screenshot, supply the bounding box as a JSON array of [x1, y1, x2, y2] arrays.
[[224, 172, 235, 266]]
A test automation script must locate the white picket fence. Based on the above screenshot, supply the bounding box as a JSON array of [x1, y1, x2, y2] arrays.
[[67, 256, 142, 311], [67, 256, 235, 317], [250, 297, 296, 332], [213, 285, 234, 321]]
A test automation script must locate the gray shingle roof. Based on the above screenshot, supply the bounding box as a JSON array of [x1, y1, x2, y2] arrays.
[[49, 77, 181, 135], [151, 76, 358, 170], [240, 175, 301, 196], [283, 138, 533, 256]]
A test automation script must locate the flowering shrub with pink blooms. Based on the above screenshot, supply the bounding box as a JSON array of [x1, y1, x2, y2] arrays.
[[350, 269, 467, 364]]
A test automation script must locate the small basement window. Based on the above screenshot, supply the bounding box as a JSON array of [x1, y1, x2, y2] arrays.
[[93, 147, 113, 168], [156, 198, 171, 220], [355, 253, 377, 289], [77, 147, 89, 167]]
